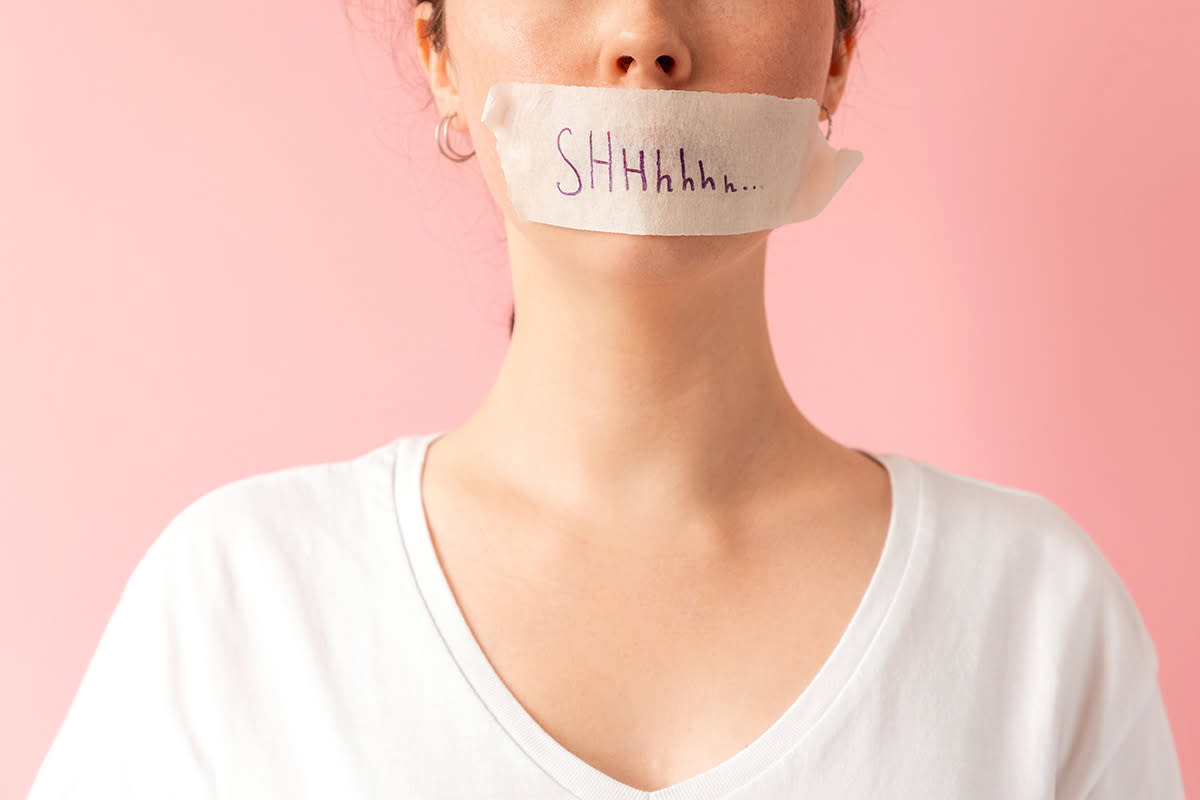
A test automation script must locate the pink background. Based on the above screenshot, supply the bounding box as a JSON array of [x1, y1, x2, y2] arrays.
[[3, 0, 1196, 795]]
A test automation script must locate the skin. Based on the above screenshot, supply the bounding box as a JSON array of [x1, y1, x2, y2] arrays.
[[410, 1, 892, 790]]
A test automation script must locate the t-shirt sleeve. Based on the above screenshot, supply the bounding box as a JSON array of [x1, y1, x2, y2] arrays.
[[1080, 677, 1186, 799], [1044, 502, 1187, 799], [26, 510, 221, 799]]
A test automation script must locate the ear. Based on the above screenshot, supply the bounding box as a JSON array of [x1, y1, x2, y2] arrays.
[[414, 2, 467, 131], [821, 30, 857, 120]]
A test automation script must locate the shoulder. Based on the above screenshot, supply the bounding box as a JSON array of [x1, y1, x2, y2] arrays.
[[900, 454, 1158, 673], [164, 437, 397, 544], [905, 456, 1159, 712], [898, 456, 1164, 786], [134, 437, 403, 602]]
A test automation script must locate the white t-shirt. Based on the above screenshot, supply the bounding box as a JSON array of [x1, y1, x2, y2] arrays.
[[26, 431, 1186, 799]]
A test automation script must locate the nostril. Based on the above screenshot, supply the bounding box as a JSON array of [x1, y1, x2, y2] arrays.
[[618, 55, 634, 71], [657, 55, 675, 73]]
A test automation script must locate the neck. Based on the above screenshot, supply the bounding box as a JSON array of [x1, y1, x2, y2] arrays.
[[444, 225, 842, 545]]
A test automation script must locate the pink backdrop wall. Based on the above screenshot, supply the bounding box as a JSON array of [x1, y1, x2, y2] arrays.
[[3, 0, 1196, 795]]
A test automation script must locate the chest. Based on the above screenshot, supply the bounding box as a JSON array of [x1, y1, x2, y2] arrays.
[[419, 478, 889, 792]]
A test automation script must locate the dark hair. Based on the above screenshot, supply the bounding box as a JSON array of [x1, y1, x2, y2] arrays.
[[343, 0, 867, 340]]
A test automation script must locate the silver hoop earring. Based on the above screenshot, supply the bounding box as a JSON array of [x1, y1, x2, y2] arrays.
[[436, 111, 475, 161], [821, 105, 833, 141]]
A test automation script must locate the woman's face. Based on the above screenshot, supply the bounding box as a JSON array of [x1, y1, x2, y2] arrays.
[[416, 0, 849, 279]]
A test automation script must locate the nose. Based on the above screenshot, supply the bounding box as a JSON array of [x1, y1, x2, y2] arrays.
[[598, 11, 693, 87]]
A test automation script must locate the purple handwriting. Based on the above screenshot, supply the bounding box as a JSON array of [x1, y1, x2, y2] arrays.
[[555, 128, 760, 197]]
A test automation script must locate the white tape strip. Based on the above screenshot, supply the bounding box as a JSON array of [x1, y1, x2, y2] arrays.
[[480, 81, 864, 236]]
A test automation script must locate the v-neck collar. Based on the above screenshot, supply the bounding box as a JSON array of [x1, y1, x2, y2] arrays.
[[391, 430, 924, 800]]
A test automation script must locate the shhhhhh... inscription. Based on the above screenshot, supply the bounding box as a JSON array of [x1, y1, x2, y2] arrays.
[[553, 127, 762, 197]]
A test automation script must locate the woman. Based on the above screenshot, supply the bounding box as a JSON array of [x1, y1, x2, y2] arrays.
[[27, 0, 1186, 797]]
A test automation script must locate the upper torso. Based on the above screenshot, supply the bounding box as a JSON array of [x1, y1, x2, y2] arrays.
[[418, 429, 893, 791], [26, 431, 1184, 800]]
